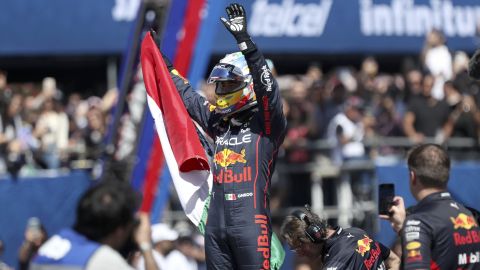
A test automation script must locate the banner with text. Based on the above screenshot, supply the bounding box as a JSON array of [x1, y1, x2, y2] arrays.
[[213, 0, 480, 54], [0, 0, 140, 55]]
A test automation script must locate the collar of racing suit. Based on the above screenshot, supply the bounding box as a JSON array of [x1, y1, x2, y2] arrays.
[[416, 191, 451, 207], [320, 226, 343, 262], [214, 105, 258, 130], [324, 226, 343, 249]]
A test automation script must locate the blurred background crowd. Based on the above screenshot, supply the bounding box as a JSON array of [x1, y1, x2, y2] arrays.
[[0, 74, 119, 177], [3, 30, 480, 166], [3, 28, 479, 197]]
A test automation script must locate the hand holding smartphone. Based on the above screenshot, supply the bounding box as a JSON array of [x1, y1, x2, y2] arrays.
[[378, 183, 395, 216], [26, 217, 42, 242]]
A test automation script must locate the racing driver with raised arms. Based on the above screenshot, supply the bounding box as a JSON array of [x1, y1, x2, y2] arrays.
[[158, 3, 287, 269]]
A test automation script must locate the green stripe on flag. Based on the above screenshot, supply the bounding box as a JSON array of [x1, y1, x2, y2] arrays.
[[271, 233, 285, 270], [197, 193, 211, 235]]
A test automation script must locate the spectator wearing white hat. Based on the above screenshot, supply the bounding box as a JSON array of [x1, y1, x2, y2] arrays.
[[135, 223, 178, 270]]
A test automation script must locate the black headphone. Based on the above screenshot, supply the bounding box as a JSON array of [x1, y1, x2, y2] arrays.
[[291, 205, 326, 244]]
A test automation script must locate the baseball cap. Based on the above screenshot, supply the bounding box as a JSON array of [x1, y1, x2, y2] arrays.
[[151, 223, 178, 243]]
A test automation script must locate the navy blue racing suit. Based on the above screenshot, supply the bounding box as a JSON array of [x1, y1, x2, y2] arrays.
[[401, 192, 480, 270], [168, 46, 287, 269], [322, 227, 391, 270]]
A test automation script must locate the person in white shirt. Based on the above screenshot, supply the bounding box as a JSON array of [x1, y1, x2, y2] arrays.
[[422, 29, 452, 101], [135, 223, 178, 270], [326, 96, 366, 166], [166, 236, 198, 270], [326, 96, 369, 226]]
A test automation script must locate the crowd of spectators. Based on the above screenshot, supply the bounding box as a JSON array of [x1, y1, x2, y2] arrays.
[[0, 73, 118, 178], [1, 30, 479, 180], [1, 30, 479, 216], [263, 30, 480, 210], [276, 30, 480, 166]]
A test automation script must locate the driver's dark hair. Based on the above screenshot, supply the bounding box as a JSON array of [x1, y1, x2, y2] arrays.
[[407, 143, 450, 188], [73, 180, 141, 241]]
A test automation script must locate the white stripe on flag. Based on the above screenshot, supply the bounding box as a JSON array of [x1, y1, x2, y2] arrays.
[[146, 95, 212, 227]]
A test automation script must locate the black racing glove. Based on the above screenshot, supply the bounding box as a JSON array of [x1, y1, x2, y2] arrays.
[[220, 3, 255, 52], [150, 30, 174, 71], [468, 49, 480, 80]]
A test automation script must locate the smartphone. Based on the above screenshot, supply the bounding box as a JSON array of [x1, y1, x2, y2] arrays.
[[378, 183, 395, 215], [27, 217, 42, 239]]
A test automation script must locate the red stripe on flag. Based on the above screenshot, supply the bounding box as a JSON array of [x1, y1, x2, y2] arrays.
[[174, 0, 206, 75], [140, 32, 210, 172], [140, 136, 165, 212], [139, 0, 207, 213]]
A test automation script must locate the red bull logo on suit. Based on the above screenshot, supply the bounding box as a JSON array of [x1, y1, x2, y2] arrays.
[[213, 148, 252, 184], [451, 213, 478, 230], [214, 148, 247, 167], [355, 235, 373, 256]]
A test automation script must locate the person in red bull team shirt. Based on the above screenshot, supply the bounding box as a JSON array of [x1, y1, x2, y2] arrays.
[[281, 205, 400, 269], [157, 3, 287, 269], [380, 143, 480, 269]]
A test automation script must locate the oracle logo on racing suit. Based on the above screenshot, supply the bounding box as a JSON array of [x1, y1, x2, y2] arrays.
[[216, 134, 252, 146]]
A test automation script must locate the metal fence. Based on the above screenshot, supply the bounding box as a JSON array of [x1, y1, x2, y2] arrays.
[[163, 136, 479, 233]]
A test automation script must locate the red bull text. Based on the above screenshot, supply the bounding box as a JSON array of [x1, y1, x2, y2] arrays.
[[363, 242, 381, 270], [255, 214, 270, 270], [213, 167, 252, 184], [454, 230, 480, 246]]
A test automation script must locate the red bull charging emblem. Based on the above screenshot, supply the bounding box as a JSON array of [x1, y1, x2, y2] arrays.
[[355, 235, 373, 256], [451, 213, 478, 230], [214, 148, 247, 167]]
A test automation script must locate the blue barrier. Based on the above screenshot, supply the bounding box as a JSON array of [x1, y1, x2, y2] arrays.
[[376, 162, 480, 248], [0, 163, 478, 267], [0, 171, 92, 267]]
